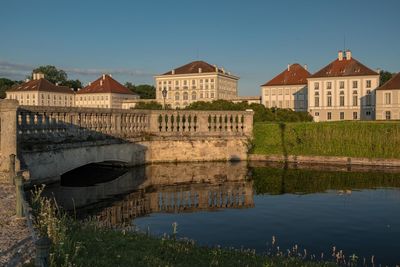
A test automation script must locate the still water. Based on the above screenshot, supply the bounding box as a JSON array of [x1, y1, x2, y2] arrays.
[[42, 162, 400, 266]]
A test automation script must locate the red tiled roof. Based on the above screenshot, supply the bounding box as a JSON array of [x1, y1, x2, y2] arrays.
[[377, 72, 400, 90], [162, 60, 227, 75], [77, 74, 134, 95], [310, 58, 378, 78], [6, 78, 74, 94], [261, 63, 310, 86]]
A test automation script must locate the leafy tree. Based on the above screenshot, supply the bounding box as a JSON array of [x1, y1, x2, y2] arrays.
[[32, 65, 68, 84], [133, 101, 164, 110], [0, 78, 21, 99], [379, 70, 393, 86], [185, 100, 312, 123], [63, 79, 83, 90], [125, 82, 156, 99]]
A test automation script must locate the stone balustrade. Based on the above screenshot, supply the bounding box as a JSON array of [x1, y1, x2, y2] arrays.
[[15, 105, 253, 145]]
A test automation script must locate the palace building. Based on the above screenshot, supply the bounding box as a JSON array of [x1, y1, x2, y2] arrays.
[[75, 74, 139, 109], [261, 63, 310, 111], [307, 50, 379, 121], [5, 73, 75, 107], [154, 61, 239, 108], [375, 72, 400, 120]]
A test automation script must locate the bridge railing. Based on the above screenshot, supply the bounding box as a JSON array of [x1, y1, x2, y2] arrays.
[[15, 105, 253, 143], [0, 100, 253, 169]]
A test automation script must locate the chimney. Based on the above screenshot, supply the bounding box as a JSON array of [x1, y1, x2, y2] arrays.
[[376, 68, 381, 74], [89, 82, 91, 86], [345, 50, 352, 60], [109, 74, 112, 78], [221, 68, 225, 74], [172, 69, 175, 74], [215, 65, 218, 72], [32, 73, 36, 80], [100, 80, 103, 86], [287, 64, 290, 71], [32, 72, 44, 80], [198, 68, 202, 73], [304, 64, 308, 71], [102, 74, 106, 80], [338, 50, 343, 61], [25, 78, 30, 82]]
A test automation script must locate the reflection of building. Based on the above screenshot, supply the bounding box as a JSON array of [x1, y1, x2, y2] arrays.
[[154, 61, 239, 108], [375, 72, 400, 120], [6, 73, 75, 106], [261, 64, 310, 111], [76, 74, 139, 109], [308, 50, 379, 121], [97, 179, 254, 227], [44, 162, 254, 227]]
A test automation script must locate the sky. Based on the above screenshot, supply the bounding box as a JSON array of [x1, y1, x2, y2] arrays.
[[1, 0, 399, 96]]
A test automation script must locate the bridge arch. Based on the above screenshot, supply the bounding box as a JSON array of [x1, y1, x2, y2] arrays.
[[21, 143, 148, 184]]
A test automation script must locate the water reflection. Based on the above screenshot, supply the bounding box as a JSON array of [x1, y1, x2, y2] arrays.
[[41, 162, 400, 266], [43, 161, 254, 226]]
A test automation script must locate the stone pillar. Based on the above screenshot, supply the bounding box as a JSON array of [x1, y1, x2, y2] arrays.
[[0, 100, 19, 172]]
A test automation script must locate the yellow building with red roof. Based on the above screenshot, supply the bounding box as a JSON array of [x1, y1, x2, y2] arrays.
[[76, 74, 139, 109]]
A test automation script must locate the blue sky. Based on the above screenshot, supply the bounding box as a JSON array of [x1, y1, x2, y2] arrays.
[[1, 0, 399, 95]]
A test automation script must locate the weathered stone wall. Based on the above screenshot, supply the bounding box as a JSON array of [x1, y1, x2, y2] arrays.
[[0, 100, 254, 176], [21, 137, 249, 184]]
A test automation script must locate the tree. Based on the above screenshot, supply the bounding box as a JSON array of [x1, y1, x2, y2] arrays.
[[0, 78, 21, 99], [133, 101, 164, 110], [32, 65, 67, 84], [125, 82, 156, 99], [379, 70, 393, 86], [63, 79, 83, 90]]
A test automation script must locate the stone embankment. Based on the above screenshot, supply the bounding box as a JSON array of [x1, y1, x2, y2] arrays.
[[0, 173, 33, 267], [249, 154, 400, 168]]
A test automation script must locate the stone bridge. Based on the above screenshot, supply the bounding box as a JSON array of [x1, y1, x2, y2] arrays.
[[0, 100, 253, 184]]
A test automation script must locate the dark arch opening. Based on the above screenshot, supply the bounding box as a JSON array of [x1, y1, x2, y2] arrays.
[[61, 161, 129, 187]]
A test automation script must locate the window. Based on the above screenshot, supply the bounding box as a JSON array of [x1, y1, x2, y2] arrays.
[[366, 111, 371, 116], [272, 101, 276, 107], [175, 93, 180, 100], [200, 93, 203, 98], [192, 80, 195, 85], [352, 90, 358, 106], [314, 92, 320, 107], [366, 90, 372, 106], [340, 112, 345, 120], [327, 112, 332, 120], [327, 82, 332, 89], [211, 93, 214, 98], [327, 92, 332, 107], [278, 101, 282, 108], [315, 112, 319, 116], [314, 82, 319, 90], [175, 81, 179, 85], [353, 112, 358, 120], [352, 81, 358, 88], [339, 81, 345, 89], [385, 111, 391, 120], [285, 100, 289, 108], [340, 91, 345, 106], [385, 93, 391, 104], [265, 101, 269, 107], [192, 92, 196, 100], [183, 92, 188, 100], [366, 80, 371, 88]]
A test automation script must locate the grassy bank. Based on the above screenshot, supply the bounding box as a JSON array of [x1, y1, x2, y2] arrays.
[[252, 121, 400, 159], [28, 188, 337, 267]]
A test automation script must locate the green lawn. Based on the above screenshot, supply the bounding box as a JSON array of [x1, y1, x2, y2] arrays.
[[252, 121, 400, 159]]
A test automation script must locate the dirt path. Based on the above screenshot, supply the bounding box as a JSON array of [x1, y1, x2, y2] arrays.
[[0, 173, 33, 267]]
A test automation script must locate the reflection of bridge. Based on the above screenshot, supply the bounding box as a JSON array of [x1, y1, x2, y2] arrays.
[[43, 162, 254, 226], [0, 100, 253, 183]]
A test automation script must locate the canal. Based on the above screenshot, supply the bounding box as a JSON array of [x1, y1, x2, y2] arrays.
[[41, 162, 400, 266]]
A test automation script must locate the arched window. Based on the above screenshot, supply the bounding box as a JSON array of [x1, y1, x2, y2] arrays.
[[339, 91, 345, 107], [175, 93, 180, 100], [192, 92, 197, 100], [327, 91, 332, 107], [183, 92, 188, 100], [352, 90, 358, 106]]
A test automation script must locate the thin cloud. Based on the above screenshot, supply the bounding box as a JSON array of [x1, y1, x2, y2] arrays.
[[0, 60, 156, 80]]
